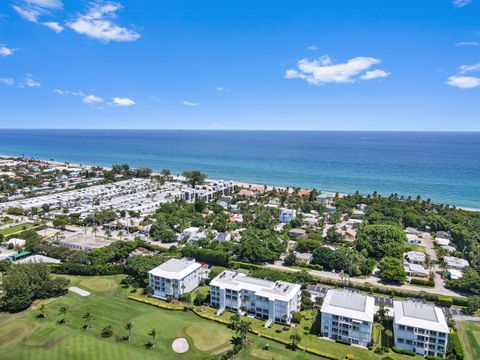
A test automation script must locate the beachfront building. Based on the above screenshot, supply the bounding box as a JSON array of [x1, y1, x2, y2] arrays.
[[393, 300, 449, 357], [279, 208, 297, 223], [320, 289, 374, 347], [148, 258, 202, 299], [58, 234, 110, 251], [209, 270, 301, 326], [315, 192, 335, 205]]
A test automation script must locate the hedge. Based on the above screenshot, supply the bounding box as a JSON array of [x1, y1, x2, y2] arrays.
[[51, 263, 125, 275], [128, 294, 184, 310], [437, 296, 453, 308], [410, 278, 435, 287], [391, 346, 416, 356], [425, 356, 443, 360], [449, 331, 465, 360], [335, 339, 351, 346]]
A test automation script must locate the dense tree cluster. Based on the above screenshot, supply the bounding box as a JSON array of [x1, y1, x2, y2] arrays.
[[311, 246, 376, 276], [356, 224, 407, 259], [1, 263, 69, 312]]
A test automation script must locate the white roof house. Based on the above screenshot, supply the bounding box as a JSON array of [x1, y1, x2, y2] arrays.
[[393, 300, 449, 333], [321, 289, 375, 323], [444, 256, 469, 270], [14, 254, 61, 264], [6, 238, 26, 247], [148, 258, 201, 281], [210, 270, 301, 302], [435, 237, 450, 246], [404, 263, 429, 278], [447, 269, 464, 280], [406, 234, 421, 244], [406, 251, 425, 264]]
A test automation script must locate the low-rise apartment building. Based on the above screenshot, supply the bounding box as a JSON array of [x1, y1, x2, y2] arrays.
[[148, 258, 202, 299], [210, 270, 301, 326], [279, 208, 297, 223], [393, 300, 449, 357], [320, 289, 374, 347]]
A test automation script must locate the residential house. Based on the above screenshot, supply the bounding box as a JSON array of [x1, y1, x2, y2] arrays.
[[294, 251, 313, 265], [288, 228, 307, 239]]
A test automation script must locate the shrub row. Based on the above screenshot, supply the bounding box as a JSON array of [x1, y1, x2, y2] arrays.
[[335, 339, 351, 346], [391, 346, 416, 356], [50, 263, 125, 276], [449, 331, 465, 360], [410, 278, 435, 287], [127, 294, 184, 310]]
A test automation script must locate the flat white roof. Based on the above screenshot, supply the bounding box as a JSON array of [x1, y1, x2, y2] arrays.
[[210, 270, 301, 302], [321, 289, 375, 322], [393, 300, 449, 333], [444, 256, 469, 268], [148, 257, 201, 280]]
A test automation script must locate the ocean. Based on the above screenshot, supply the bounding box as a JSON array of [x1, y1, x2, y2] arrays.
[[0, 129, 479, 209]]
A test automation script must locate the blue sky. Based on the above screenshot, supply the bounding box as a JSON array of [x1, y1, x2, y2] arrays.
[[0, 0, 479, 130]]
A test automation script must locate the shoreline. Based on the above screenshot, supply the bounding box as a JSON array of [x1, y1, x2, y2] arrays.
[[2, 154, 480, 212]]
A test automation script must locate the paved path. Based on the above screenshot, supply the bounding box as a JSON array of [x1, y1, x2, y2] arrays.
[[266, 262, 463, 297]]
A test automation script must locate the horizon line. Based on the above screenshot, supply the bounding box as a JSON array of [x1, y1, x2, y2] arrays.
[[1, 128, 480, 133]]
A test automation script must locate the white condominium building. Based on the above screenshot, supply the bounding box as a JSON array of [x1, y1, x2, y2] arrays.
[[210, 270, 301, 325], [148, 258, 202, 299], [393, 300, 449, 357], [320, 289, 374, 347]]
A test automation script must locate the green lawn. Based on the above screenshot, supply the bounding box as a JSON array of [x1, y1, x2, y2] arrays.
[[0, 274, 422, 360], [0, 275, 237, 360], [0, 223, 35, 236], [457, 321, 480, 360]]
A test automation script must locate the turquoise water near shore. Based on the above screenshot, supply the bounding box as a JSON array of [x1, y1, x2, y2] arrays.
[[0, 129, 479, 208]]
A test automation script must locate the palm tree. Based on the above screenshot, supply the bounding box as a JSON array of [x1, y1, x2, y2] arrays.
[[58, 305, 68, 324], [124, 322, 133, 341], [148, 328, 157, 347], [83, 312, 94, 330], [289, 333, 302, 350], [38, 304, 47, 318], [230, 313, 241, 330], [385, 329, 393, 347], [236, 320, 252, 346]]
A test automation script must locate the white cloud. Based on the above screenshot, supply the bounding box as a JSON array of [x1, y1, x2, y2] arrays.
[[453, 0, 472, 7], [455, 41, 479, 47], [43, 21, 63, 32], [307, 45, 318, 50], [25, 76, 41, 87], [360, 69, 390, 80], [216, 86, 230, 92], [54, 89, 86, 96], [0, 46, 14, 57], [68, 2, 140, 43], [23, 0, 62, 9], [112, 97, 135, 106], [459, 63, 480, 74], [446, 75, 480, 89], [12, 4, 41, 22], [0, 78, 14, 86], [83, 94, 104, 104], [286, 55, 388, 85], [183, 100, 198, 106]]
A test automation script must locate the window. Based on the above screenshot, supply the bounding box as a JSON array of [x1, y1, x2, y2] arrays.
[[399, 325, 405, 330], [398, 338, 405, 344], [407, 326, 414, 332], [406, 340, 413, 345]]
